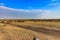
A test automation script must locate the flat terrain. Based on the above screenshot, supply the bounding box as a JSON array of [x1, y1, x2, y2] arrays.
[[0, 21, 60, 40]]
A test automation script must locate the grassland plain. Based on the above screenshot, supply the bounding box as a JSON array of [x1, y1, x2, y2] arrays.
[[11, 21, 60, 30], [0, 21, 60, 40]]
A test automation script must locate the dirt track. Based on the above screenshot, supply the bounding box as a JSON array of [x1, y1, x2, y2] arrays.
[[0, 23, 60, 40], [5, 23, 60, 37]]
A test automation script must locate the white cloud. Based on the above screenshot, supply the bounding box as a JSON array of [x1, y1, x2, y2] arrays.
[[0, 6, 52, 19], [37, 10, 52, 19], [48, 0, 60, 7], [48, 2, 58, 6], [51, 0, 57, 2], [28, 6, 32, 9], [0, 3, 5, 6]]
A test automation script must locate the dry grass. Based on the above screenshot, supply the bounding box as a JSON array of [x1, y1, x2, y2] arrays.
[[11, 21, 60, 30], [0, 21, 60, 40], [0, 23, 34, 40]]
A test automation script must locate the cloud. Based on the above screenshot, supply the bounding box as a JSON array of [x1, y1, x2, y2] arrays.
[[48, 2, 59, 6], [0, 6, 52, 19], [28, 6, 32, 9], [0, 3, 5, 6], [48, 0, 60, 7], [51, 0, 57, 2]]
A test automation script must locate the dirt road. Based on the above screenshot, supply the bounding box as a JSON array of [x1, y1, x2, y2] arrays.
[[0, 23, 60, 40], [5, 23, 60, 37]]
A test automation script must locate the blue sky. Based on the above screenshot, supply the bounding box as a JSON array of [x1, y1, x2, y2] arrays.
[[0, 0, 60, 19], [0, 0, 51, 9]]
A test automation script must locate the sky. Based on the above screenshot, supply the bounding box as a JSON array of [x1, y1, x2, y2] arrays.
[[0, 0, 60, 19]]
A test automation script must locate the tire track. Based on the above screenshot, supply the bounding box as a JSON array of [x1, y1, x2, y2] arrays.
[[4, 23, 60, 37]]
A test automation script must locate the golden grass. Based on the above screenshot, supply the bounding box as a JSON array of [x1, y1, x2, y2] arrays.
[[0, 23, 34, 40], [0, 21, 60, 40], [10, 21, 60, 31], [11, 21, 60, 26]]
